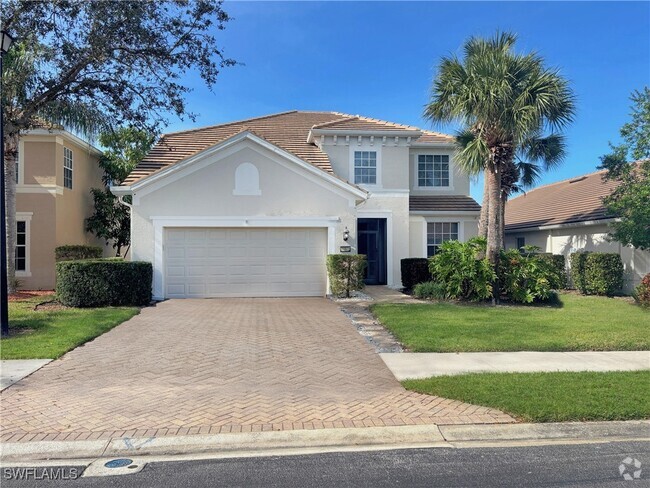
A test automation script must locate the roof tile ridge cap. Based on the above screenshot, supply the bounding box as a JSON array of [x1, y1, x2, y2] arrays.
[[311, 115, 359, 129], [507, 168, 611, 202], [159, 110, 299, 137]]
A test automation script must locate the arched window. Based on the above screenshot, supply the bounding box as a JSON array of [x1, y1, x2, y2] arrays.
[[233, 162, 261, 196]]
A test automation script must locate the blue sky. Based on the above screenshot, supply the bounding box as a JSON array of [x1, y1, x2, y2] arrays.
[[169, 1, 650, 201]]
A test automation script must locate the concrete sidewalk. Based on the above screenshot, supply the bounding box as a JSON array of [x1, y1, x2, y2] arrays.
[[0, 360, 52, 391], [1, 421, 647, 463], [380, 351, 650, 380]]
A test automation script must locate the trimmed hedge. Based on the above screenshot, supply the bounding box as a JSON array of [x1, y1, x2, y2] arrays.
[[56, 259, 152, 307], [570, 252, 624, 296], [55, 245, 103, 262], [326, 254, 366, 298], [537, 254, 568, 289], [400, 258, 431, 290]]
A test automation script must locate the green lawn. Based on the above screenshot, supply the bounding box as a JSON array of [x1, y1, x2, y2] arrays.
[[404, 371, 650, 422], [0, 294, 140, 359], [372, 293, 650, 352]]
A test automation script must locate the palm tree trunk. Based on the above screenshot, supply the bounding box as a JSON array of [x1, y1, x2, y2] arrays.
[[485, 161, 502, 304], [3, 133, 18, 294], [479, 174, 489, 239], [499, 190, 507, 249]]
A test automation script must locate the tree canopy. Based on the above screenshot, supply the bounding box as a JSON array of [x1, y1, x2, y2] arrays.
[[600, 87, 650, 250]]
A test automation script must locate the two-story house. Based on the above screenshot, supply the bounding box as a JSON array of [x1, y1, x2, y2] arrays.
[[16, 128, 105, 289], [111, 111, 480, 299]]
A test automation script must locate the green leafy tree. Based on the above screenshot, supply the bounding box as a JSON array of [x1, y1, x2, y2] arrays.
[[424, 32, 575, 301], [2, 0, 235, 291], [86, 128, 155, 257], [599, 88, 650, 249]]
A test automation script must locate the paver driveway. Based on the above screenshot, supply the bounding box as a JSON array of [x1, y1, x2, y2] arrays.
[[0, 299, 513, 442]]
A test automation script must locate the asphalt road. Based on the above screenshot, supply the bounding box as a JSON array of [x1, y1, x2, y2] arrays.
[[2, 442, 649, 487]]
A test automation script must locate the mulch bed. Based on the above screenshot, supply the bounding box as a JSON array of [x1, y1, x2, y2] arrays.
[[8, 290, 54, 302]]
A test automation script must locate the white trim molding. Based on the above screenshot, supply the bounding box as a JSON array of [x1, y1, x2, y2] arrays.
[[505, 218, 618, 233], [150, 215, 341, 300]]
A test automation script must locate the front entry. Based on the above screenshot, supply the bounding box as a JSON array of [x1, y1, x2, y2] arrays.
[[357, 218, 387, 285]]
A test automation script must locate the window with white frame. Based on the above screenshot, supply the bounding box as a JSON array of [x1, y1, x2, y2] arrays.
[[427, 222, 459, 256], [16, 220, 27, 272], [418, 154, 450, 187], [354, 151, 377, 185], [63, 147, 73, 189]]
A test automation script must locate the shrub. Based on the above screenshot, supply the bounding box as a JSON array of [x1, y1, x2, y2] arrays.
[[537, 254, 568, 289], [634, 273, 650, 307], [55, 245, 103, 262], [583, 253, 624, 296], [326, 254, 367, 298], [401, 258, 431, 290], [571, 252, 624, 296], [413, 281, 447, 300], [570, 252, 589, 292], [56, 259, 152, 307], [500, 249, 558, 303], [428, 237, 495, 301]]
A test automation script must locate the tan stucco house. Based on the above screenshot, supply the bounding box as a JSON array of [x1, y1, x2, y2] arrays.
[[16, 129, 105, 289], [112, 111, 481, 299], [505, 168, 650, 293]]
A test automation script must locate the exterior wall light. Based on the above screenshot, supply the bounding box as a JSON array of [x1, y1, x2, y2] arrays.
[[343, 227, 350, 242]]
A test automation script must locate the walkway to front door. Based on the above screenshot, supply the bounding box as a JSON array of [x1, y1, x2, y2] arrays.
[[0, 298, 512, 443]]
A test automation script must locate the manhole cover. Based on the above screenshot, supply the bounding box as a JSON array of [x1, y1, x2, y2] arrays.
[[104, 459, 133, 469]]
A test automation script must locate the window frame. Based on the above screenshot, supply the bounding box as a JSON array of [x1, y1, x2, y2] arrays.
[[425, 219, 462, 257], [15, 212, 32, 277], [413, 152, 454, 191], [349, 145, 381, 188], [516, 236, 526, 250], [63, 146, 73, 189]]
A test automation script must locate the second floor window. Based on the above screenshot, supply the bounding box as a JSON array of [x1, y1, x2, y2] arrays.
[[63, 147, 73, 189], [354, 151, 377, 185], [418, 154, 449, 187]]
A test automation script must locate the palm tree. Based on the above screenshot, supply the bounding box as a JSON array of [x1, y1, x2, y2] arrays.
[[3, 41, 106, 293], [424, 32, 574, 300]]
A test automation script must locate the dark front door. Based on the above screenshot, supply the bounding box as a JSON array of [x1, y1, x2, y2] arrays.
[[357, 218, 387, 285]]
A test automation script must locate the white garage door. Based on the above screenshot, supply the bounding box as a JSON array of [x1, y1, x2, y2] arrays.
[[164, 228, 328, 298]]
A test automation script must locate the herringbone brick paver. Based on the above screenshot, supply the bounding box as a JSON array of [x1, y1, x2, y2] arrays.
[[0, 299, 513, 441]]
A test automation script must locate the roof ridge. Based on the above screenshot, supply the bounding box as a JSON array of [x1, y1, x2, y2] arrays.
[[310, 115, 358, 129], [335, 112, 422, 131], [507, 167, 609, 202], [161, 110, 300, 137]]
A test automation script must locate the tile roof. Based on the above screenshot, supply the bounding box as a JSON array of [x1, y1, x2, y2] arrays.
[[410, 195, 481, 212], [505, 169, 619, 231], [123, 110, 454, 185]]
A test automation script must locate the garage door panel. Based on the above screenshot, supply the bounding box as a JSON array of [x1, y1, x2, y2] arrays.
[[164, 227, 327, 298]]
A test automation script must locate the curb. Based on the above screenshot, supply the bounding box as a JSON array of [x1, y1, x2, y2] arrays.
[[1, 421, 648, 463]]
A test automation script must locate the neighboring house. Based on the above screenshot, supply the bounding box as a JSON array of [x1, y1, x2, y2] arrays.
[[112, 111, 480, 299], [15, 129, 105, 289], [505, 168, 650, 292]]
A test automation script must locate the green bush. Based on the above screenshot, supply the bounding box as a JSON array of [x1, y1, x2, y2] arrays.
[[634, 273, 650, 307], [56, 259, 152, 307], [401, 258, 431, 290], [500, 249, 558, 303], [413, 281, 447, 299], [428, 237, 495, 301], [326, 254, 367, 298], [570, 252, 589, 292], [55, 245, 103, 261], [571, 252, 624, 296], [537, 254, 568, 289]]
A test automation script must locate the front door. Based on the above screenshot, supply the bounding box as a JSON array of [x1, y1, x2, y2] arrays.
[[357, 218, 387, 285]]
